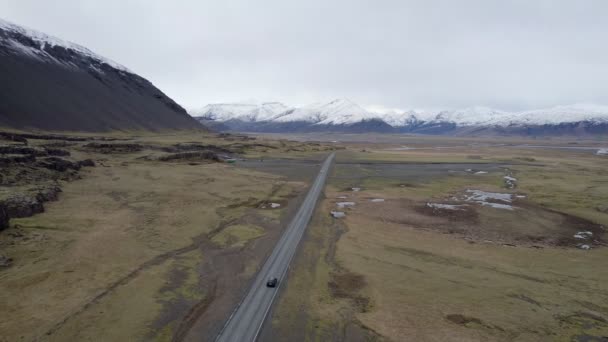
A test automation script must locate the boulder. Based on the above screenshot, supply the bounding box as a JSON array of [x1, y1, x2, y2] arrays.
[[78, 159, 96, 167], [37, 157, 81, 172], [34, 186, 62, 202], [0, 254, 12, 268], [0, 145, 47, 156], [0, 202, 8, 230], [0, 154, 36, 166], [4, 193, 44, 218], [157, 151, 220, 162], [44, 148, 70, 156]]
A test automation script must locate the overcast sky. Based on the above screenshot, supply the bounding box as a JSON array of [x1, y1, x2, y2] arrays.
[[1, 0, 607, 111]]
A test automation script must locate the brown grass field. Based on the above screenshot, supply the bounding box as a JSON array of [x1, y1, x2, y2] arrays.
[[267, 139, 608, 342], [2, 131, 608, 341]]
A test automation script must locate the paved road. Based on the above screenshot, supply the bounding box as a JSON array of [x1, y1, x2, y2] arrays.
[[215, 152, 335, 342]]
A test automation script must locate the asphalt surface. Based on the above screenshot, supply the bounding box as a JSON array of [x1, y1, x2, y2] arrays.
[[215, 152, 335, 342]]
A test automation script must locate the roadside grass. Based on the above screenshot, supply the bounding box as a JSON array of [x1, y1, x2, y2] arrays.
[[269, 203, 363, 341], [514, 164, 608, 226], [339, 213, 608, 341], [272, 146, 608, 342], [0, 134, 306, 341], [211, 224, 266, 248]]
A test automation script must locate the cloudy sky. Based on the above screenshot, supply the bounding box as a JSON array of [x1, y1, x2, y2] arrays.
[[1, 0, 607, 111]]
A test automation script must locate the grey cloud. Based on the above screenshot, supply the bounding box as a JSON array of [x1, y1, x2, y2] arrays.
[[1, 0, 607, 111]]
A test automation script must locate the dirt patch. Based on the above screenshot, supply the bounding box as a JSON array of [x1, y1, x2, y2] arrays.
[[82, 142, 144, 153], [377, 195, 606, 249], [507, 293, 542, 307], [155, 151, 220, 162], [328, 272, 371, 313], [161, 143, 234, 155], [415, 203, 479, 223], [445, 314, 505, 332]]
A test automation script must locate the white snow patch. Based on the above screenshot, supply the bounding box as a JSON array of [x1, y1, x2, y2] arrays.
[[336, 202, 356, 208], [463, 190, 515, 210], [574, 231, 593, 239], [336, 196, 348, 199], [578, 244, 591, 250], [426, 203, 467, 210], [465, 190, 513, 203], [331, 211, 346, 218], [270, 203, 281, 209], [596, 148, 608, 155], [475, 171, 488, 175], [479, 202, 514, 210], [504, 176, 517, 182], [370, 198, 385, 202], [351, 187, 361, 192], [0, 17, 131, 73]]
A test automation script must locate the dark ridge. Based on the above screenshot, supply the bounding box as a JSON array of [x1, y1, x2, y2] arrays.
[[0, 23, 204, 132]]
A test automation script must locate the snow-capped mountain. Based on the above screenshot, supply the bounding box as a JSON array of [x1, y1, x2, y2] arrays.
[[195, 102, 290, 122], [0, 18, 130, 74], [192, 100, 608, 135], [273, 99, 381, 125], [0, 17, 200, 131]]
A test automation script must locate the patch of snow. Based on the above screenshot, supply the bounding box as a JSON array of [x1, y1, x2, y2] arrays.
[[504, 175, 517, 189], [574, 231, 593, 239], [515, 195, 527, 199], [479, 202, 514, 210], [351, 187, 361, 192], [272, 98, 381, 125], [336, 196, 348, 199], [331, 211, 346, 218], [191, 102, 290, 122], [596, 148, 608, 155], [578, 244, 591, 250], [475, 171, 488, 175], [465, 190, 513, 202], [370, 198, 385, 202], [426, 203, 467, 210], [0, 17, 131, 73], [463, 190, 515, 210], [336, 202, 356, 208], [270, 203, 281, 208]]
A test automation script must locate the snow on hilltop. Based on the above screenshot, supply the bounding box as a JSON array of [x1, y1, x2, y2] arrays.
[[273, 98, 381, 125], [192, 100, 608, 128], [0, 17, 131, 73], [195, 102, 290, 122]]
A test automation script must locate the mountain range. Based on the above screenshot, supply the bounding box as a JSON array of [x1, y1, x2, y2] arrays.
[[0, 18, 202, 132], [192, 99, 608, 136]]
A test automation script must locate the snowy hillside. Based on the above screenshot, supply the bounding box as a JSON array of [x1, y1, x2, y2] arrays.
[[195, 102, 290, 122], [0, 17, 200, 131], [0, 18, 131, 73], [274, 99, 381, 124]]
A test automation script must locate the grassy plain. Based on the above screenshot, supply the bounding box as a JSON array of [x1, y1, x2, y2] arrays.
[[0, 131, 327, 342], [269, 139, 608, 342]]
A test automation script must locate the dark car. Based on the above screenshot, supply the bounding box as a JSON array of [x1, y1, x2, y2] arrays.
[[266, 277, 278, 288]]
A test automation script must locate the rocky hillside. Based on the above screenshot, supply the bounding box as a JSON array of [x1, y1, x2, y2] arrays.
[[0, 18, 203, 132]]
